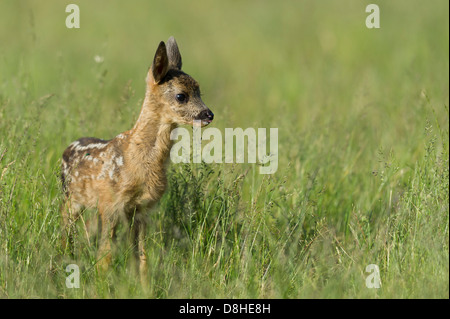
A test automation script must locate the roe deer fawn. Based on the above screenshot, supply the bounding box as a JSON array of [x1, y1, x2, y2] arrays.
[[60, 37, 214, 279]]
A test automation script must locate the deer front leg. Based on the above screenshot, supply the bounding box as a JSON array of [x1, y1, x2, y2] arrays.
[[133, 213, 148, 285], [96, 208, 118, 272]]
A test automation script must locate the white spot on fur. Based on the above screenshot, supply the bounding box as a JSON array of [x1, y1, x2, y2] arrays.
[[62, 162, 69, 177], [115, 156, 123, 166], [97, 149, 118, 181], [75, 143, 108, 152], [69, 141, 80, 148]]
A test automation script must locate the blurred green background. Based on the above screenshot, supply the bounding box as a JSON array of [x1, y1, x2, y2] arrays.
[[0, 0, 448, 298], [0, 0, 448, 170]]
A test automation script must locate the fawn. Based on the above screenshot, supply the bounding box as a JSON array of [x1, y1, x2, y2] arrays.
[[60, 37, 214, 278]]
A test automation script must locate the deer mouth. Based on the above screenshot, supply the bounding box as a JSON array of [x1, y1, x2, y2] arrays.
[[196, 109, 214, 126], [201, 118, 213, 126], [191, 119, 212, 127]]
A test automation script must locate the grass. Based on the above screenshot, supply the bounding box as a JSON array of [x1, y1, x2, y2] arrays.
[[0, 0, 448, 298]]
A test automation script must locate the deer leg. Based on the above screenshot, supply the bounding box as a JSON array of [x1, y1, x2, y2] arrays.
[[132, 212, 148, 285], [61, 198, 82, 256], [96, 208, 118, 272]]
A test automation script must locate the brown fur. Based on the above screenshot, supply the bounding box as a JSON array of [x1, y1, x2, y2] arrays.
[[60, 37, 214, 279]]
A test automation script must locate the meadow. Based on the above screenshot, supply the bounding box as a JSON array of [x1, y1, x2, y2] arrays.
[[0, 0, 448, 298]]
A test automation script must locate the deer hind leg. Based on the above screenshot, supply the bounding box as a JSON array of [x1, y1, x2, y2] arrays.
[[61, 197, 82, 256]]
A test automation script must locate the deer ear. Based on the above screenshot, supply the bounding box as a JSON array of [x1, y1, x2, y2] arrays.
[[151, 41, 169, 84], [166, 36, 182, 70]]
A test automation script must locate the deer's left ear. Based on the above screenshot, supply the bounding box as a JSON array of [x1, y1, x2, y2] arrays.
[[151, 41, 169, 84], [166, 36, 182, 70]]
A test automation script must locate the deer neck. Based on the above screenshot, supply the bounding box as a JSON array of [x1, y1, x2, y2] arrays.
[[127, 92, 177, 179]]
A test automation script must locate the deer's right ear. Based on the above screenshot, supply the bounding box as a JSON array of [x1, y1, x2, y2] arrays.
[[150, 41, 169, 84]]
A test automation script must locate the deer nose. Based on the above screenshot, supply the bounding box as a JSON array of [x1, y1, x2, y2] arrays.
[[200, 109, 214, 121]]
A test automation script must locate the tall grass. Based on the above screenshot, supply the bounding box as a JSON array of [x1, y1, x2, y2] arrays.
[[0, 0, 448, 298]]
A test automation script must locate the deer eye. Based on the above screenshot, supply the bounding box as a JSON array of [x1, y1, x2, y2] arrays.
[[176, 93, 187, 103]]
